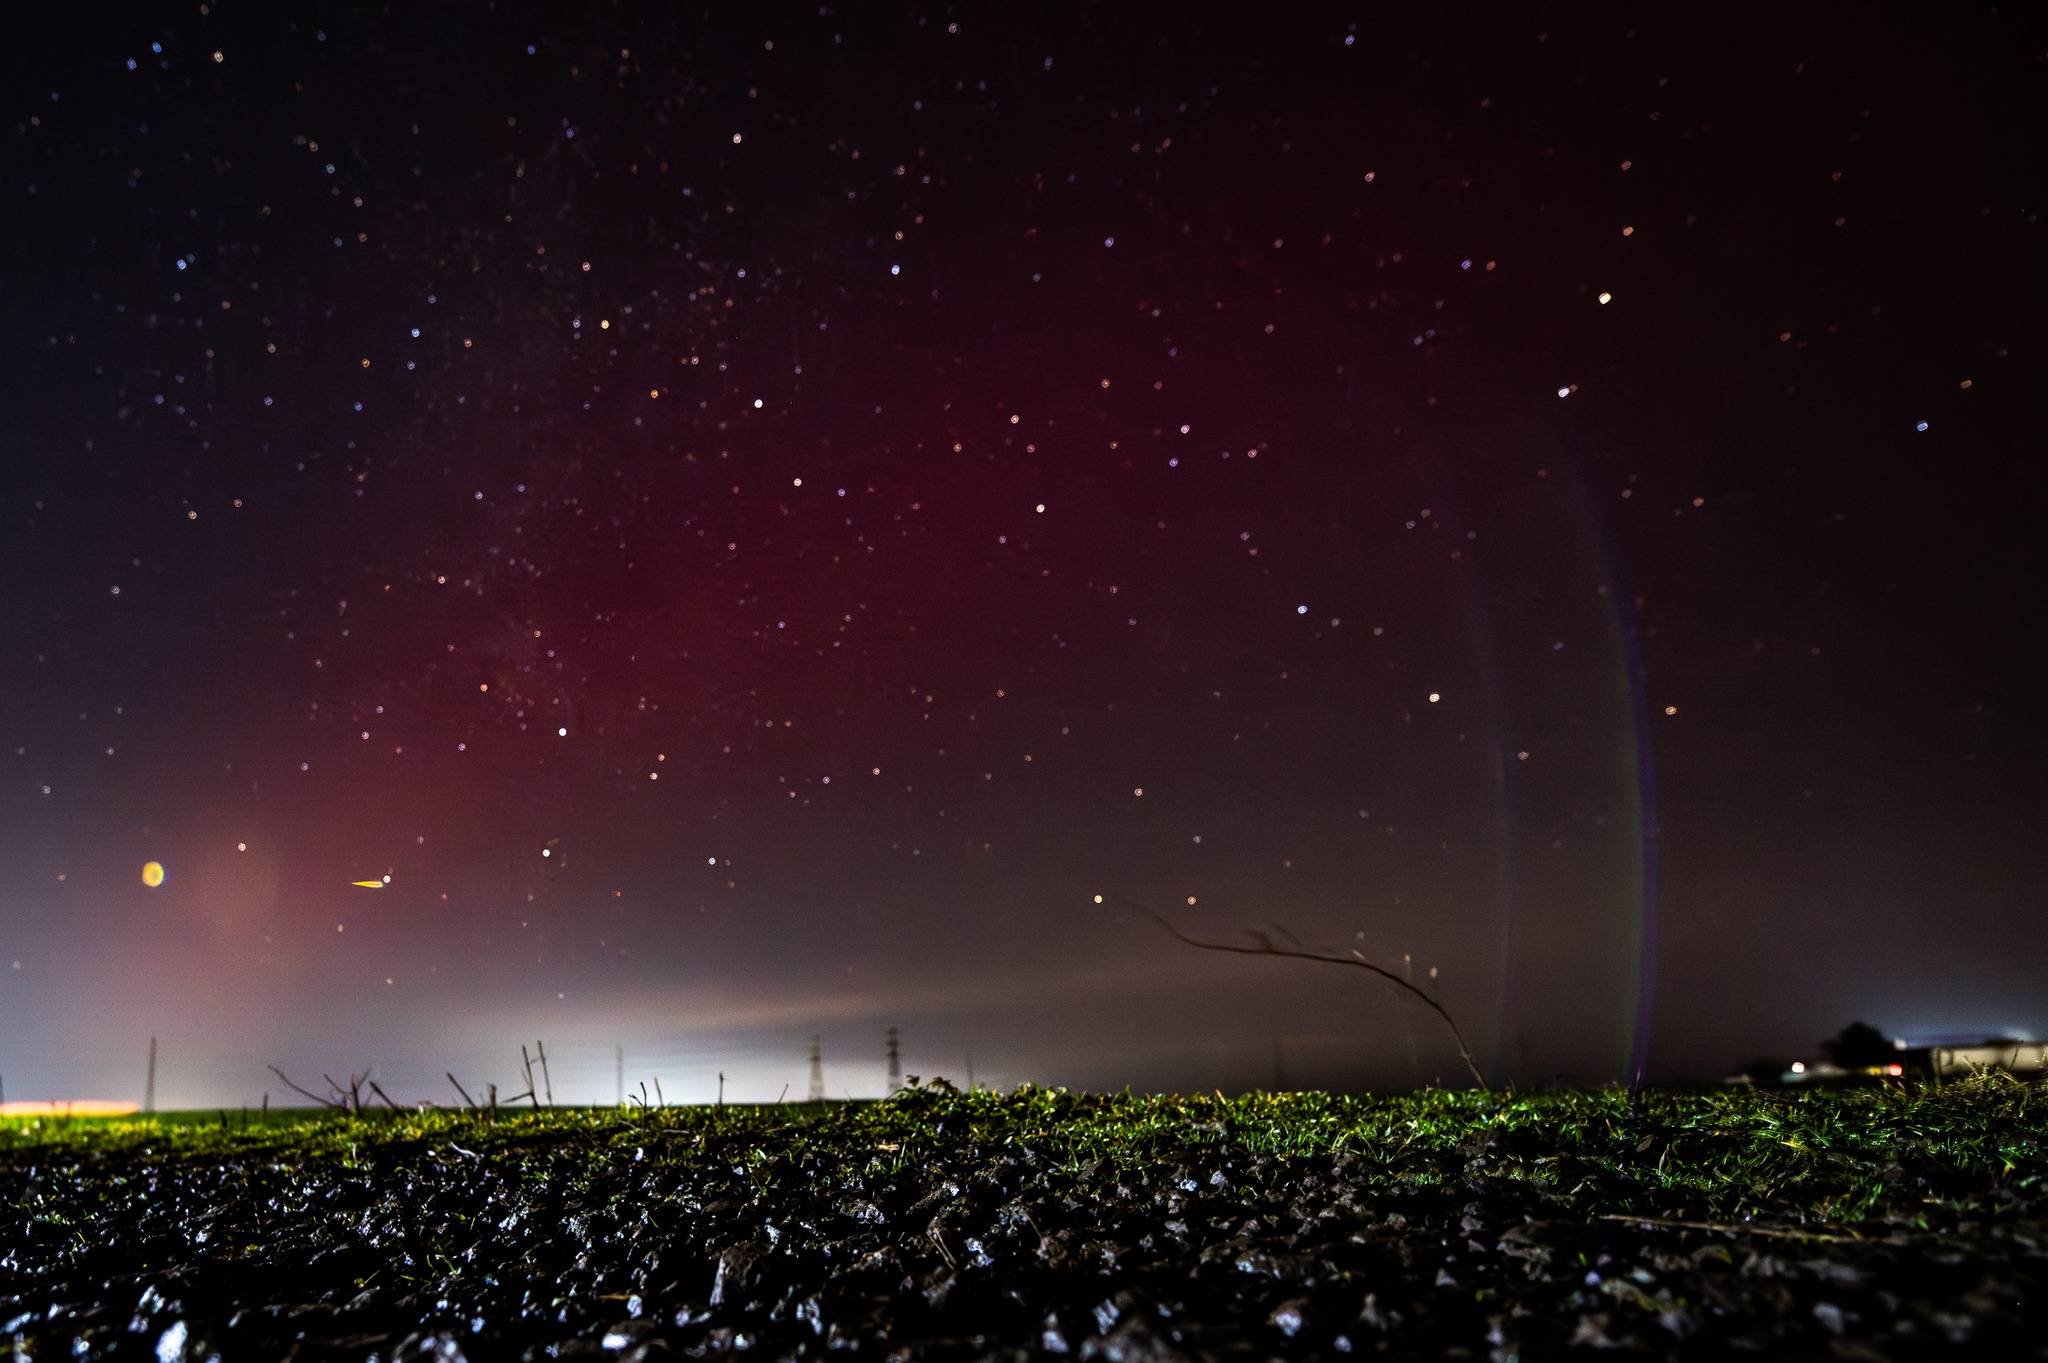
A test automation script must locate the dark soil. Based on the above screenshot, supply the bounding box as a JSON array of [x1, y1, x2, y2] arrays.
[[4, 1081, 2045, 1360]]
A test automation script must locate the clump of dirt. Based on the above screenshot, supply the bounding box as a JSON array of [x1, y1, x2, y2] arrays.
[[3, 1080, 2044, 1359]]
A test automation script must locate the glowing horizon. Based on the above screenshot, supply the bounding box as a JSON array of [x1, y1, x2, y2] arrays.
[[0, 1100, 143, 1118]]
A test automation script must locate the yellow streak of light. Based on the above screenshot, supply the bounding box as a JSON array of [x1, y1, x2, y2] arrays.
[[0, 1100, 142, 1118], [351, 880, 385, 889]]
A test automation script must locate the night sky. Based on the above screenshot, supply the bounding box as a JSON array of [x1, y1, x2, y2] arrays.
[[3, 3, 2042, 1108]]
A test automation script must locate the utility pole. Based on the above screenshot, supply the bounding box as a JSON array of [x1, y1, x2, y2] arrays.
[[885, 1026, 902, 1093], [144, 1035, 157, 1115], [807, 1035, 824, 1103]]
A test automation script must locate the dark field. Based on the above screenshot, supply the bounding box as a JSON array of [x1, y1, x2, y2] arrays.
[[4, 1079, 2046, 1361]]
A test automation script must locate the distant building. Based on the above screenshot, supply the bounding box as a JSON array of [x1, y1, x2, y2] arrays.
[[1901, 1038, 2048, 1082], [1765, 1034, 2046, 1086], [1773, 1060, 1904, 1085]]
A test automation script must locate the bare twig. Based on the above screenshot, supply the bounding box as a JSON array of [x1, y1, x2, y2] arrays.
[[1599, 1214, 1910, 1245], [1019, 1206, 1054, 1261], [322, 1074, 360, 1115], [1119, 897, 1490, 1091], [447, 1073, 477, 1109], [928, 1223, 958, 1270], [535, 1040, 554, 1106], [367, 1080, 403, 1113], [268, 1065, 345, 1110]]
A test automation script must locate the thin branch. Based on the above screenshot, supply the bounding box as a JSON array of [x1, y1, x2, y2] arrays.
[[447, 1073, 477, 1109], [267, 1065, 344, 1110], [322, 1074, 358, 1115], [1121, 898, 1490, 1091], [367, 1080, 403, 1113], [1599, 1214, 1908, 1245], [928, 1223, 958, 1270], [519, 1046, 541, 1108]]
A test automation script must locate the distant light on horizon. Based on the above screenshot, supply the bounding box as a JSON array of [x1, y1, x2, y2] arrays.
[[0, 1100, 142, 1118]]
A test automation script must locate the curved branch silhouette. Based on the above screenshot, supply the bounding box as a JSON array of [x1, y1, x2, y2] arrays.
[[1118, 896, 1489, 1091], [267, 1064, 345, 1110]]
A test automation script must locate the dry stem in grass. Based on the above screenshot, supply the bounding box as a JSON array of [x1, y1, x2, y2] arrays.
[[267, 1065, 347, 1112], [534, 1040, 554, 1106], [264, 1066, 407, 1116]]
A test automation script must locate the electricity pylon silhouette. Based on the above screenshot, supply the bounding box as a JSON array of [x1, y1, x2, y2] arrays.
[[808, 1035, 825, 1103], [886, 1026, 903, 1093]]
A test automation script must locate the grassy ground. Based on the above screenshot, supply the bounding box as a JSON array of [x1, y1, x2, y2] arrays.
[[4, 1077, 2044, 1359]]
